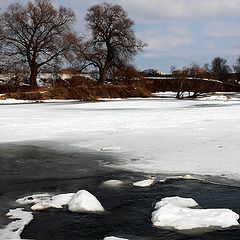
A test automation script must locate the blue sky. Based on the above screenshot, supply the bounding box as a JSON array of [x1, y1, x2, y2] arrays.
[[1, 0, 240, 72]]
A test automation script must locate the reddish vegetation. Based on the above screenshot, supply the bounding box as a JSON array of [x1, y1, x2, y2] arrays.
[[0, 77, 150, 101], [143, 78, 240, 94]]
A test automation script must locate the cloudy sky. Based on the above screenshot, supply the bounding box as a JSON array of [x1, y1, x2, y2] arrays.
[[1, 0, 240, 72]]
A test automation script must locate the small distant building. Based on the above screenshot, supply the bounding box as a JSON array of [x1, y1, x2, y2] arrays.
[[143, 68, 166, 77]]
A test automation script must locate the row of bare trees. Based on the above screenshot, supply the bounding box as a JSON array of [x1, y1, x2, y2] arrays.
[[171, 56, 240, 82], [0, 0, 144, 89]]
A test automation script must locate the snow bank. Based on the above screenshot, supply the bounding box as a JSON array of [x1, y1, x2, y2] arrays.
[[0, 208, 33, 239], [0, 99, 34, 104], [103, 180, 124, 187], [104, 237, 129, 240], [133, 179, 155, 187], [152, 196, 239, 230], [68, 190, 104, 212]]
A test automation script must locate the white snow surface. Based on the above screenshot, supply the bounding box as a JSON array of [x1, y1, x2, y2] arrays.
[[0, 208, 33, 239], [68, 190, 104, 212], [152, 197, 239, 230], [1, 98, 240, 180], [133, 179, 155, 187]]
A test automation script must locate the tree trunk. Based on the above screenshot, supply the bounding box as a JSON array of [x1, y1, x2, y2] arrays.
[[29, 65, 38, 90], [99, 68, 107, 84], [99, 61, 111, 84]]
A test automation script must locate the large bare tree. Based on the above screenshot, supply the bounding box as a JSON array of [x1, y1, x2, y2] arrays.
[[0, 0, 77, 89], [210, 57, 231, 81], [83, 2, 144, 83]]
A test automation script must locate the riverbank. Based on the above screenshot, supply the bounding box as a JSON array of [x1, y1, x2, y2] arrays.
[[0, 78, 150, 101]]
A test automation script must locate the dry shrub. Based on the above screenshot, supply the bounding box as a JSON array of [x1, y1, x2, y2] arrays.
[[5, 91, 46, 100], [1, 76, 151, 100]]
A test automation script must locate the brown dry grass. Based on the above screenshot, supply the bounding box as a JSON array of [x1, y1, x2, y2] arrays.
[[2, 76, 150, 101]]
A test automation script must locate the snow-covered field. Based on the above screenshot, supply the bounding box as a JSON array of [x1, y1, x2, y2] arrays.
[[0, 95, 240, 181]]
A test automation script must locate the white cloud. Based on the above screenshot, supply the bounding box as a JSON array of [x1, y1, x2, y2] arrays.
[[204, 21, 240, 38], [138, 25, 193, 51], [117, 0, 240, 23]]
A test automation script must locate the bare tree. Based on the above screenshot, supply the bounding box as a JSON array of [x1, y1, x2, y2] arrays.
[[82, 2, 144, 83], [210, 57, 231, 80], [0, 0, 77, 89], [233, 56, 240, 73]]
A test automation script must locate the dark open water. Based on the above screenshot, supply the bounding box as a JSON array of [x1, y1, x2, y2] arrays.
[[0, 142, 240, 240]]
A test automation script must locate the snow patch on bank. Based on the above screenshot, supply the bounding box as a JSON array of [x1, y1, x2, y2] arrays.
[[152, 196, 239, 230], [0, 208, 33, 239]]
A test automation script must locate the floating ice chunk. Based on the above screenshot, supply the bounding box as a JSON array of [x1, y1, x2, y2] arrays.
[[155, 196, 198, 209], [51, 193, 74, 206], [31, 202, 62, 211], [100, 146, 122, 152], [103, 180, 124, 187], [104, 237, 129, 240], [152, 196, 239, 230], [0, 208, 33, 239], [17, 193, 74, 211], [170, 175, 196, 180], [68, 190, 104, 212], [16, 193, 52, 205], [133, 179, 155, 187]]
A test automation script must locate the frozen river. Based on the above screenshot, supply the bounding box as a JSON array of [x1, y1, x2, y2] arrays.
[[0, 95, 240, 180], [0, 95, 240, 239]]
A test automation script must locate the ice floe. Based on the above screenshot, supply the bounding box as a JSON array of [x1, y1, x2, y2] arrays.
[[133, 178, 155, 187], [68, 190, 104, 212], [151, 196, 239, 230], [16, 193, 52, 205], [31, 202, 62, 211], [16, 191, 104, 213], [169, 175, 196, 180], [103, 179, 124, 187], [16, 193, 74, 211], [0, 208, 33, 239]]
